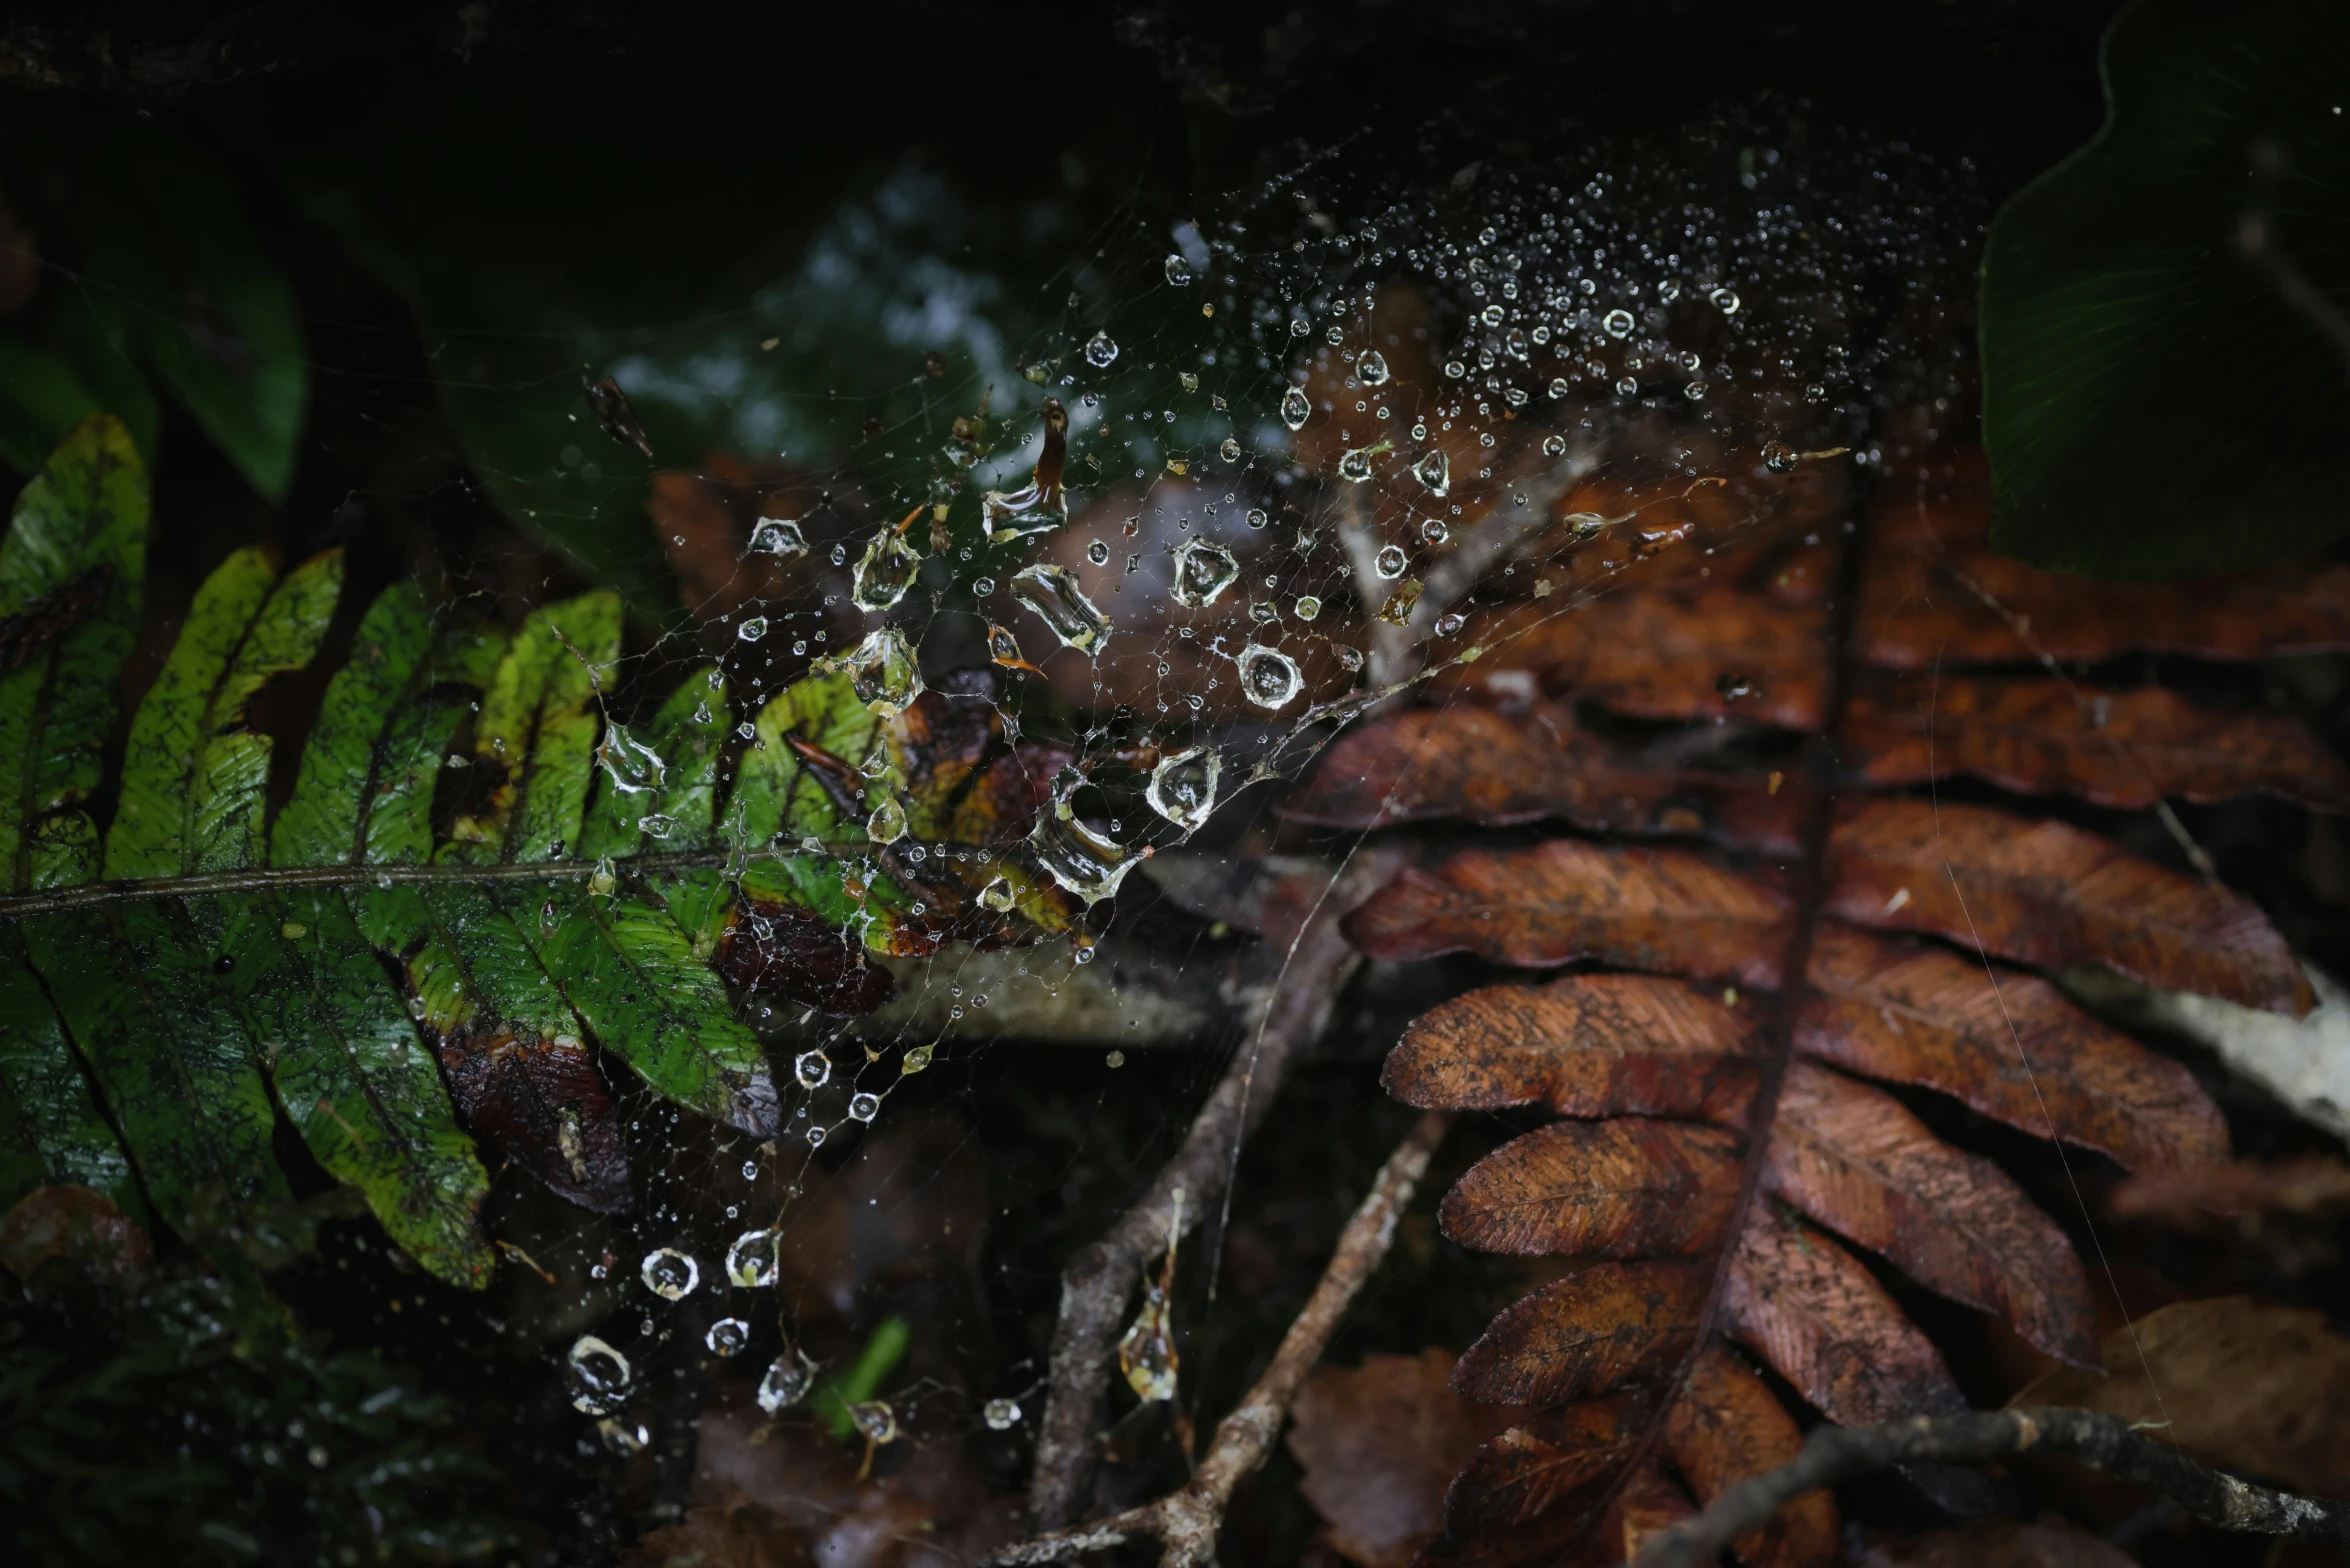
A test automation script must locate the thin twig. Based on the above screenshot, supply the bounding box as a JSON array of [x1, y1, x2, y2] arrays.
[[1634, 1407, 2350, 1568], [1024, 847, 1406, 1528], [993, 1108, 1454, 1566]]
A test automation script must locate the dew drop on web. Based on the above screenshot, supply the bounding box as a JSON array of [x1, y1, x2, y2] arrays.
[[1237, 644, 1303, 710], [706, 1317, 750, 1356], [639, 1248, 699, 1301], [1280, 386, 1310, 430], [726, 1228, 782, 1287], [1146, 745, 1221, 831]]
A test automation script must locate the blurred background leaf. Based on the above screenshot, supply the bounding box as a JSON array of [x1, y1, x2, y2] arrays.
[[1980, 0, 2350, 579]]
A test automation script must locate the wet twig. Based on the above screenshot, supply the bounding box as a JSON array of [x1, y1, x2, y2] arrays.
[[992, 1109, 1454, 1565], [1023, 848, 1407, 1528], [1634, 1407, 2350, 1568]]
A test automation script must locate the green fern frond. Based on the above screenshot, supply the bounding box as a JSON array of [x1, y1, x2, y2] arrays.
[[0, 415, 1079, 1289]]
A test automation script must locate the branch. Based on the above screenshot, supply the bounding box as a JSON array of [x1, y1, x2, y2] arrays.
[[1024, 848, 1407, 1528], [1634, 1407, 2350, 1568], [993, 1108, 1454, 1566]]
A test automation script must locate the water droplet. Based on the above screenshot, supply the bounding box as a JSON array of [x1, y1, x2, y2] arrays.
[[1421, 519, 1449, 545], [1615, 376, 1638, 396], [598, 1417, 648, 1455], [738, 616, 769, 643], [984, 1397, 1021, 1430], [1084, 331, 1119, 368], [1169, 539, 1240, 607], [867, 797, 909, 844], [596, 724, 668, 797], [1541, 434, 1568, 458], [1548, 377, 1570, 399], [849, 1400, 899, 1445], [1280, 386, 1311, 430], [750, 517, 807, 558], [982, 400, 1071, 542], [1375, 544, 1408, 579], [1762, 441, 1797, 474], [1413, 451, 1450, 496], [987, 623, 1027, 670], [806, 1124, 827, 1147], [1147, 745, 1222, 831], [830, 627, 925, 716], [1566, 512, 1607, 537], [795, 1050, 831, 1089], [848, 1092, 881, 1122], [1220, 436, 1242, 462], [1237, 645, 1303, 710], [1709, 286, 1740, 314], [1294, 594, 1322, 620], [1337, 447, 1375, 483], [1684, 380, 1708, 400], [1012, 564, 1112, 654], [1603, 308, 1634, 338], [1658, 279, 1683, 303], [1334, 644, 1365, 672], [568, 1335, 633, 1415], [1716, 672, 1755, 702], [852, 530, 922, 613], [726, 1228, 782, 1287], [757, 1352, 816, 1414], [1435, 612, 1465, 636], [1164, 254, 1194, 286], [980, 876, 1016, 912], [1246, 507, 1269, 529], [1030, 811, 1142, 905], [638, 812, 676, 840], [1357, 351, 1390, 386], [640, 1249, 699, 1301], [706, 1318, 750, 1357], [902, 1043, 935, 1074], [1087, 538, 1110, 566]]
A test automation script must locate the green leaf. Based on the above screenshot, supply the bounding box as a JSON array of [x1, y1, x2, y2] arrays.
[[0, 414, 148, 893], [0, 925, 140, 1214], [1980, 0, 2350, 578], [0, 337, 101, 475], [443, 591, 620, 866], [76, 134, 309, 500], [106, 546, 344, 880]]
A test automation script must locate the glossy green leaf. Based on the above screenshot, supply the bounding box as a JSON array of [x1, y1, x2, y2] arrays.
[[444, 591, 621, 865], [106, 546, 344, 879], [1981, 0, 2350, 577], [580, 666, 728, 859], [0, 415, 148, 893], [0, 925, 139, 1214]]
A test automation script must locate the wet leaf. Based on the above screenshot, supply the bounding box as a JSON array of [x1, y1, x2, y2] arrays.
[[1441, 1392, 1650, 1538], [2108, 1154, 2350, 1225], [2014, 1295, 2350, 1500], [0, 1184, 149, 1283], [1765, 1059, 2098, 1366], [428, 1014, 632, 1214], [1845, 675, 2350, 811], [1343, 840, 1792, 987], [1662, 1343, 1838, 1568], [1797, 923, 2230, 1173], [1285, 699, 1806, 854], [1383, 974, 1757, 1123], [1286, 1348, 1530, 1568], [1827, 797, 2312, 1016], [1450, 1260, 1710, 1407], [1439, 1120, 1743, 1259]]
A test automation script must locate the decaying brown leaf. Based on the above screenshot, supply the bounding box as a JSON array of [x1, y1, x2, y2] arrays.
[[1722, 1203, 1965, 1430], [1765, 1059, 2098, 1366], [1439, 1392, 1651, 1541], [1282, 699, 1806, 854], [1439, 1120, 1743, 1259], [1285, 1348, 1531, 1568], [1844, 675, 2350, 811], [1797, 923, 2229, 1173], [0, 1184, 150, 1283], [2108, 1156, 2350, 1226], [1382, 974, 1757, 1123], [1663, 1343, 1838, 1568], [2013, 1296, 2350, 1502], [1342, 840, 1792, 987], [1827, 798, 2312, 1016], [430, 1018, 631, 1213], [1451, 1260, 1711, 1408]]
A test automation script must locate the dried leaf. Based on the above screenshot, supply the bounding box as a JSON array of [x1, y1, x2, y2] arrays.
[[1383, 974, 1757, 1122], [1441, 1392, 1651, 1537], [1765, 1059, 2098, 1366], [2014, 1296, 2350, 1500], [2108, 1156, 2350, 1225], [1439, 1120, 1743, 1259], [1826, 798, 2311, 1016], [1663, 1343, 1838, 1568], [622, 1494, 813, 1568], [430, 1019, 631, 1214], [1450, 1260, 1709, 1407], [1287, 1348, 1531, 1568], [1723, 1203, 1965, 1428], [715, 899, 896, 1017], [1587, 1463, 1699, 1567], [1844, 676, 2350, 811], [1343, 840, 1792, 988], [1797, 923, 2229, 1173], [1435, 590, 1829, 730], [1285, 699, 1805, 854], [1857, 452, 2350, 668]]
